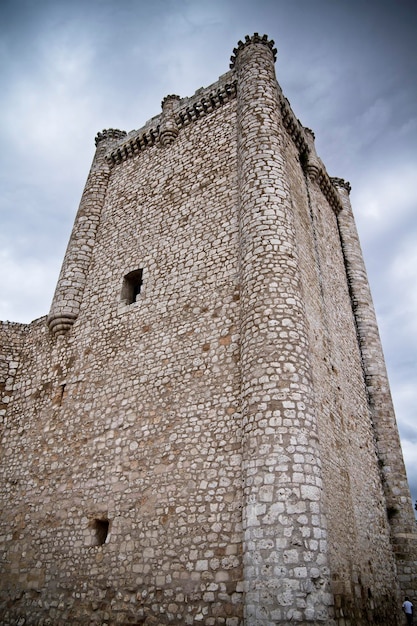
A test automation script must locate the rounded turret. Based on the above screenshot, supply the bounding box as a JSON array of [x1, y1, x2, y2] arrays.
[[234, 34, 334, 624], [47, 129, 126, 337]]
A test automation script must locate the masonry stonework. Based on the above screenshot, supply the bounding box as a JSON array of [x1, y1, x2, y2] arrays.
[[1, 34, 416, 625]]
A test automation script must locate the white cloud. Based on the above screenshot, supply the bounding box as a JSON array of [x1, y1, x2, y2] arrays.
[[389, 237, 417, 288], [353, 166, 417, 346], [0, 248, 59, 323], [354, 163, 417, 230], [2, 40, 95, 171], [401, 438, 417, 503]]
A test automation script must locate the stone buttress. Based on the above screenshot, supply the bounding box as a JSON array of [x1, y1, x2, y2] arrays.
[[47, 129, 126, 336], [232, 35, 334, 624], [333, 178, 417, 597]]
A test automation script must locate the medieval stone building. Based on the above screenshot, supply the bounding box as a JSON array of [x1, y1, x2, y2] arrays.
[[1, 34, 416, 625]]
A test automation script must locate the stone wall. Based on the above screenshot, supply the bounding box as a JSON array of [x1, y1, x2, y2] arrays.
[[0, 34, 415, 625], [0, 321, 27, 423]]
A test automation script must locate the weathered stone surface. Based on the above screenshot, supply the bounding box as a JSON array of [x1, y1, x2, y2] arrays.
[[0, 33, 416, 625]]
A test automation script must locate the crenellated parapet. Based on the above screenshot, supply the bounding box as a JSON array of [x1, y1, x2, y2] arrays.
[[318, 171, 344, 213], [279, 95, 309, 153], [176, 81, 236, 125], [331, 176, 351, 194], [98, 39, 342, 221], [106, 80, 237, 166], [301, 126, 343, 213], [95, 128, 127, 147], [108, 127, 159, 165], [229, 32, 277, 68]]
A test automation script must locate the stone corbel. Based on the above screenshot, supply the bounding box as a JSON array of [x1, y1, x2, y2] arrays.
[[303, 127, 322, 181], [159, 95, 181, 146]]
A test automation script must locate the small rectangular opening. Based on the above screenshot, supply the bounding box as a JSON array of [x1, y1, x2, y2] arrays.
[[52, 383, 67, 406], [91, 518, 109, 546], [121, 269, 143, 305], [59, 383, 66, 405]]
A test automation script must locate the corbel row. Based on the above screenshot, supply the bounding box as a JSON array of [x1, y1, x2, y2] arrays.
[[279, 94, 309, 154], [106, 81, 237, 166], [277, 101, 343, 214], [105, 129, 159, 165], [176, 82, 237, 128], [100, 73, 343, 217], [316, 171, 344, 214]]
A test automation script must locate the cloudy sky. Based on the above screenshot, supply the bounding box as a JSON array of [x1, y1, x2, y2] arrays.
[[1, 0, 416, 512]]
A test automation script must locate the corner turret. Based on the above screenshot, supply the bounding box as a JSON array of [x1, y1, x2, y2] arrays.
[[47, 128, 126, 336]]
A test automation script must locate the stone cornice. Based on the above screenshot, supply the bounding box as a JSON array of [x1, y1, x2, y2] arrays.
[[278, 95, 342, 214], [229, 33, 277, 68], [103, 43, 343, 216], [107, 79, 237, 166], [279, 94, 309, 154], [176, 81, 236, 127], [316, 170, 344, 214]]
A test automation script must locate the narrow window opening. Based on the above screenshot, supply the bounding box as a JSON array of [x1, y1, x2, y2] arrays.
[[121, 269, 143, 305], [91, 518, 109, 546], [59, 383, 66, 405], [53, 383, 67, 406]]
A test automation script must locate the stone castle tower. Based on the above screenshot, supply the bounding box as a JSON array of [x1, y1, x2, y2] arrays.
[[1, 34, 416, 625]]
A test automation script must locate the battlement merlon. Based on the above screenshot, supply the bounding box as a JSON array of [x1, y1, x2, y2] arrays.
[[229, 32, 277, 68], [95, 128, 127, 147]]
